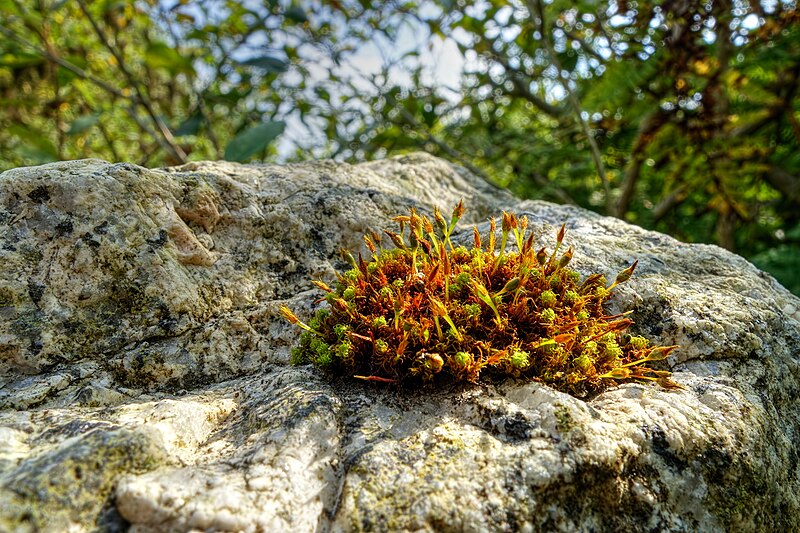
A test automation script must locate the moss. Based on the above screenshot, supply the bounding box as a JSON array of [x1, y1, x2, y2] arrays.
[[698, 442, 795, 531], [282, 203, 680, 398], [0, 428, 165, 531], [344, 425, 473, 531], [554, 404, 574, 433], [0, 286, 19, 306], [18, 243, 43, 264]]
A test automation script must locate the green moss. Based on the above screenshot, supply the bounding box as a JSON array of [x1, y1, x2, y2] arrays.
[[510, 349, 530, 369], [0, 286, 19, 306], [0, 428, 164, 531], [18, 243, 43, 264], [540, 290, 557, 308], [554, 404, 574, 433]]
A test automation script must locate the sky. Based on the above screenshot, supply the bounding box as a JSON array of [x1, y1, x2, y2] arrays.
[[276, 4, 467, 159]]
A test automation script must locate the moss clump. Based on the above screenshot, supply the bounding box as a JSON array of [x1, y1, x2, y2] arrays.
[[282, 202, 679, 397]]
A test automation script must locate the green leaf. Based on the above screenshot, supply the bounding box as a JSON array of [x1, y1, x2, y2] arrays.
[[558, 50, 578, 72], [56, 55, 89, 85], [185, 28, 211, 41], [285, 6, 307, 23], [144, 42, 193, 74], [237, 55, 289, 73], [56, 66, 75, 85], [224, 121, 286, 162], [10, 125, 57, 163], [751, 243, 800, 296], [67, 114, 100, 135], [0, 52, 44, 68], [0, 0, 17, 13], [175, 113, 203, 136]]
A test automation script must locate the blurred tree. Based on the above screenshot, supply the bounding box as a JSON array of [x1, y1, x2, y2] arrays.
[[0, 0, 797, 292], [332, 0, 800, 291], [0, 0, 331, 167]]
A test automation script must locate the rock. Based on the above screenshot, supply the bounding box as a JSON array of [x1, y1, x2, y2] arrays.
[[0, 154, 798, 531], [0, 425, 166, 532]]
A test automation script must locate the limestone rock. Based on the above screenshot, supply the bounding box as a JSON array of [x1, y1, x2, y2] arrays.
[[0, 154, 798, 531]]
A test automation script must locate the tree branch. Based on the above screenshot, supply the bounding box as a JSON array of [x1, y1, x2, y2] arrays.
[[396, 105, 491, 182], [528, 0, 612, 213], [96, 120, 122, 162], [0, 23, 127, 99], [479, 36, 564, 118], [76, 0, 187, 164], [765, 165, 800, 205], [0, 21, 172, 163], [653, 184, 688, 223], [523, 168, 578, 206], [615, 110, 667, 218]]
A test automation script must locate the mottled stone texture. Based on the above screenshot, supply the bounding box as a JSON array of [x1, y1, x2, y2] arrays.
[[0, 154, 798, 532]]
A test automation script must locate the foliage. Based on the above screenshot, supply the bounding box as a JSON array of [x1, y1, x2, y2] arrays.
[[751, 244, 800, 296], [281, 203, 679, 398], [0, 0, 324, 168], [750, 222, 800, 295], [326, 1, 799, 292], [1, 0, 797, 293]]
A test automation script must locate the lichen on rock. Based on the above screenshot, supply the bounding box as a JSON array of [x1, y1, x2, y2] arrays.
[[0, 154, 798, 531]]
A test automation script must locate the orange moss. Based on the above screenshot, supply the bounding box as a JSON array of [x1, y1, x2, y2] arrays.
[[282, 202, 679, 397]]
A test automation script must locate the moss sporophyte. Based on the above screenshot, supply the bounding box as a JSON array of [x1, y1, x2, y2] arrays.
[[280, 202, 680, 397]]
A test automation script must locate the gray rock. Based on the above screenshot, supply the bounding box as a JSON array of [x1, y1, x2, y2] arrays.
[[0, 154, 798, 532]]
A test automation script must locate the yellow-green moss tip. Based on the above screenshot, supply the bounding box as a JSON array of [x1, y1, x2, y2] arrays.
[[283, 204, 680, 398]]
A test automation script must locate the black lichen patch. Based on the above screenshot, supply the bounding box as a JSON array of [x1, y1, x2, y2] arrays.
[[473, 402, 538, 442], [647, 424, 687, 473], [27, 279, 45, 306], [696, 440, 793, 530], [477, 409, 536, 443], [697, 444, 733, 484], [80, 232, 101, 248], [534, 461, 661, 532], [157, 307, 179, 333], [631, 297, 674, 338], [502, 411, 535, 441], [37, 420, 116, 444], [146, 229, 168, 248], [29, 339, 43, 356], [27, 186, 50, 204], [55, 216, 74, 236]]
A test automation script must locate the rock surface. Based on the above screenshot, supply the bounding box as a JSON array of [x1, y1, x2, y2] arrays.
[[0, 154, 799, 532]]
